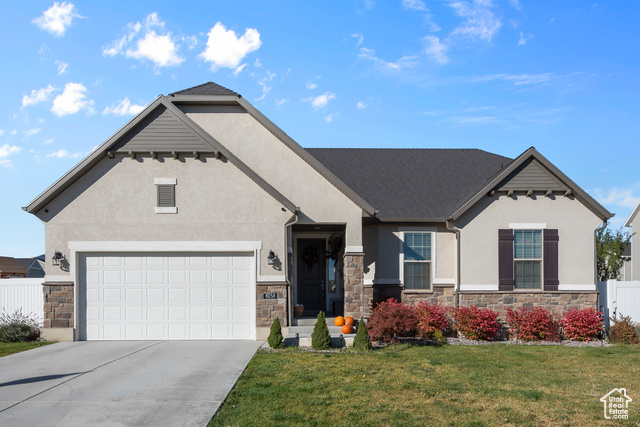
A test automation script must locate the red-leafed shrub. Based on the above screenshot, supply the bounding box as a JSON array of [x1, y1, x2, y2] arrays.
[[560, 308, 604, 341], [415, 302, 450, 339], [506, 307, 559, 341], [608, 314, 640, 344], [451, 306, 500, 341], [367, 298, 418, 342]]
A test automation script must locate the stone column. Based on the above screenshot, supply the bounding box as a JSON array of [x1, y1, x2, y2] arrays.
[[343, 252, 371, 319], [42, 281, 75, 341]]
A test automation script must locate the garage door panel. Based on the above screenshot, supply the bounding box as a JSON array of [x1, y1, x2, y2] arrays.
[[81, 252, 255, 340]]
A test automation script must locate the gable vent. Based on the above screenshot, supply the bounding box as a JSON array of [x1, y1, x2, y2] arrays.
[[157, 185, 175, 207]]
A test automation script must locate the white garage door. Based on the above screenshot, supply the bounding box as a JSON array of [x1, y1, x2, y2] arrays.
[[79, 253, 255, 340]]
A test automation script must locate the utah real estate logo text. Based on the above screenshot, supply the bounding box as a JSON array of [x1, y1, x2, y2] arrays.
[[600, 388, 632, 420]]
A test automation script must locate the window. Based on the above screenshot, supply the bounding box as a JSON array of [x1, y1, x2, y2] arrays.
[[513, 230, 542, 289], [155, 178, 177, 213], [403, 232, 431, 290]]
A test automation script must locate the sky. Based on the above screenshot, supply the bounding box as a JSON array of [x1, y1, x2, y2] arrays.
[[1, 1, 640, 257]]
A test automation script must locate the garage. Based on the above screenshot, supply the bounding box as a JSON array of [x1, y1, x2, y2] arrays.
[[78, 253, 255, 340]]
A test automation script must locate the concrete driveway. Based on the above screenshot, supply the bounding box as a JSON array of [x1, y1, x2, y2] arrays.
[[0, 340, 262, 427]]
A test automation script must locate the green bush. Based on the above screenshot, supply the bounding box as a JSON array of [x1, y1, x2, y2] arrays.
[[267, 317, 284, 348], [353, 317, 372, 351], [0, 309, 41, 343], [609, 314, 640, 344], [311, 312, 332, 350]]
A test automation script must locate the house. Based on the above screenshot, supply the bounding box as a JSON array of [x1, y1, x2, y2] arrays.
[[0, 256, 29, 278], [24, 82, 613, 342], [623, 201, 640, 280], [15, 255, 46, 278]]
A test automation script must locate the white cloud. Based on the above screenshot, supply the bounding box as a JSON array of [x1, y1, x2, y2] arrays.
[[255, 81, 271, 102], [448, 0, 502, 42], [403, 0, 428, 11], [0, 130, 4, 136], [469, 73, 552, 86], [357, 101, 368, 109], [51, 82, 94, 116], [593, 185, 640, 210], [363, 0, 375, 10], [325, 113, 340, 123], [199, 22, 261, 71], [102, 98, 147, 116], [182, 35, 198, 50], [104, 13, 183, 68], [22, 85, 57, 108], [303, 92, 336, 110], [25, 129, 41, 137], [254, 58, 263, 68], [32, 2, 81, 37], [0, 159, 14, 168], [44, 138, 54, 145], [509, 0, 522, 10], [56, 60, 69, 74], [358, 47, 418, 72], [306, 81, 318, 90], [46, 149, 83, 159], [518, 32, 533, 45], [424, 36, 449, 64], [233, 64, 247, 77], [351, 32, 364, 47], [0, 144, 21, 159], [275, 99, 287, 107], [9, 130, 17, 136]]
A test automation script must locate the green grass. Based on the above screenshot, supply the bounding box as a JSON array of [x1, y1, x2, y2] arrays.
[[210, 344, 640, 426], [0, 341, 52, 357]]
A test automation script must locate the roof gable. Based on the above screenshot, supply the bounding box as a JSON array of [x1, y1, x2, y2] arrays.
[[496, 158, 567, 192], [112, 105, 217, 154], [624, 200, 640, 227]]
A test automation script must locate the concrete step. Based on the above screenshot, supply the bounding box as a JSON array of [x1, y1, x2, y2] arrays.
[[284, 333, 355, 348], [287, 325, 348, 334]]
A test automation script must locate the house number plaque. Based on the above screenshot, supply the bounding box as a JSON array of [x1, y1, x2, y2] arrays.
[[263, 293, 278, 299]]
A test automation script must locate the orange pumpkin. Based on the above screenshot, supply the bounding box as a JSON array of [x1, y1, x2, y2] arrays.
[[344, 316, 355, 326], [334, 316, 345, 326], [341, 324, 352, 334]]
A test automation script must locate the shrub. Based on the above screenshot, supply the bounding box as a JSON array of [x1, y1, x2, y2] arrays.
[[0, 309, 41, 343], [353, 317, 372, 351], [505, 307, 558, 341], [451, 306, 500, 341], [609, 313, 640, 344], [267, 317, 284, 348], [560, 308, 604, 341], [311, 312, 332, 350], [367, 298, 418, 342], [415, 303, 450, 339]]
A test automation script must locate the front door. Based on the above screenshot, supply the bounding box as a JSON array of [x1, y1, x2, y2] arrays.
[[297, 238, 326, 314]]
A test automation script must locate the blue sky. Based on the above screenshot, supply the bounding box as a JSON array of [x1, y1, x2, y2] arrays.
[[2, 1, 639, 257]]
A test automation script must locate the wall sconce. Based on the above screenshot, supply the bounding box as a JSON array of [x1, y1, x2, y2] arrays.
[[267, 250, 278, 265], [52, 251, 63, 267]]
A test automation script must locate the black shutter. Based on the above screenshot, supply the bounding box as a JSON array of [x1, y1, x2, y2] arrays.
[[543, 229, 559, 291], [498, 229, 514, 291]]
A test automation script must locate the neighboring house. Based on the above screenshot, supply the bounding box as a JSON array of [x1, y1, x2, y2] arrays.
[[0, 256, 29, 278], [623, 201, 640, 280], [15, 255, 46, 278], [24, 82, 613, 342]]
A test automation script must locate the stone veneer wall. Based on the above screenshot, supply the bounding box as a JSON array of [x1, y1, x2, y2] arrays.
[[459, 291, 598, 319], [43, 282, 74, 328], [256, 283, 288, 327], [343, 253, 371, 319], [402, 285, 456, 307]]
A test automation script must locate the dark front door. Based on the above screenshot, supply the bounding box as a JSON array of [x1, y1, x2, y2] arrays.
[[298, 238, 326, 314]]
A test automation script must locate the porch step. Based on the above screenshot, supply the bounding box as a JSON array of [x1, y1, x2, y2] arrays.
[[284, 332, 356, 348], [292, 317, 347, 327]]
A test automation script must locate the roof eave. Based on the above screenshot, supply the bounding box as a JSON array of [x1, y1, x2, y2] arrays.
[[624, 201, 640, 227], [449, 147, 614, 223]]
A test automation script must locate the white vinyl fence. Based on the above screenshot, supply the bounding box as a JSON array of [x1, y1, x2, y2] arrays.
[[597, 280, 640, 329], [0, 278, 43, 324]]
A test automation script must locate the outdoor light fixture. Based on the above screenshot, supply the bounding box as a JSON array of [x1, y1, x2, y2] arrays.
[[52, 251, 63, 267], [267, 250, 277, 265]]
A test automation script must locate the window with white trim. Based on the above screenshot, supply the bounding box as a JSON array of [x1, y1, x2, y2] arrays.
[[403, 232, 431, 290], [513, 229, 542, 289]]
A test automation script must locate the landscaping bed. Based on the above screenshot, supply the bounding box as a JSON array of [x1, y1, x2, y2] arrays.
[[210, 344, 640, 426]]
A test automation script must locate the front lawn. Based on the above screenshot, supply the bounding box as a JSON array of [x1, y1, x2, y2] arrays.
[[211, 344, 640, 426], [0, 341, 52, 357]]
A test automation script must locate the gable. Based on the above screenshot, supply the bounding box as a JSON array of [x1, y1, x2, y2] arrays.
[[112, 105, 216, 154], [496, 158, 567, 192]]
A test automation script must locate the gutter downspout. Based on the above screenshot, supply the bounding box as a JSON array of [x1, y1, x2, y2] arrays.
[[285, 208, 300, 328], [446, 219, 461, 308]]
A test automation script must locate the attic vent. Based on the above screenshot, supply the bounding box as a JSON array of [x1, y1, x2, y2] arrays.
[[154, 178, 177, 214], [157, 185, 175, 207]]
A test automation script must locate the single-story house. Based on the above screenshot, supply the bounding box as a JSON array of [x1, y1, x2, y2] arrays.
[[0, 256, 29, 278], [15, 255, 46, 278], [24, 82, 613, 341]]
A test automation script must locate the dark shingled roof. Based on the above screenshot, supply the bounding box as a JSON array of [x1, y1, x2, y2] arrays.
[[170, 82, 238, 97], [306, 148, 512, 220]]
